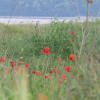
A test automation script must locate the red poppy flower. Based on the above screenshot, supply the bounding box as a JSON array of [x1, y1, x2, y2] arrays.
[[43, 47, 51, 54], [65, 66, 71, 72], [11, 60, 14, 67], [54, 68, 59, 73], [14, 66, 19, 71], [19, 68, 25, 73], [88, 58, 91, 62], [72, 38, 75, 42], [19, 61, 23, 65], [58, 80, 63, 84], [69, 54, 75, 61], [4, 69, 9, 74], [58, 57, 62, 62], [32, 70, 36, 74], [1, 57, 5, 62], [45, 75, 50, 79], [36, 71, 41, 76], [9, 56, 11, 59], [72, 32, 75, 35], [49, 69, 53, 74], [94, 53, 98, 57], [38, 93, 47, 100], [61, 73, 66, 80], [25, 63, 29, 68]]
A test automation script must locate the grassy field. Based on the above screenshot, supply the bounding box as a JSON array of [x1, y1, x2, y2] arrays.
[[0, 21, 100, 100]]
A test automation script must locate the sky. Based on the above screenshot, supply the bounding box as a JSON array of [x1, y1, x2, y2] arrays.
[[0, 0, 100, 16]]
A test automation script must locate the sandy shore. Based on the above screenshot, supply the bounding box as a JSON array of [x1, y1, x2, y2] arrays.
[[0, 17, 99, 25], [0, 18, 53, 24]]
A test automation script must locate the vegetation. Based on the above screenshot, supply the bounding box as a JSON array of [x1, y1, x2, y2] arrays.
[[0, 21, 100, 100]]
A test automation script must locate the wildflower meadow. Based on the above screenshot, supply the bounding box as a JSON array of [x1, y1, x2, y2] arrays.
[[0, 21, 100, 100]]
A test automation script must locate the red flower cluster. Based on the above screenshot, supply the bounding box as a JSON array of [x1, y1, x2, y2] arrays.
[[43, 47, 51, 54], [32, 70, 41, 76], [45, 75, 50, 79], [38, 93, 47, 100]]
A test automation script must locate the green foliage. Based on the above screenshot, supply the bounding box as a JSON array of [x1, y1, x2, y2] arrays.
[[0, 22, 82, 59], [0, 21, 100, 100]]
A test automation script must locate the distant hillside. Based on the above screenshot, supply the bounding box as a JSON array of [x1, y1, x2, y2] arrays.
[[0, 0, 100, 16]]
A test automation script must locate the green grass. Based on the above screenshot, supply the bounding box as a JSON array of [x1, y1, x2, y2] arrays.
[[0, 21, 100, 100]]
